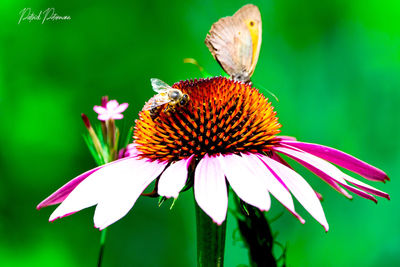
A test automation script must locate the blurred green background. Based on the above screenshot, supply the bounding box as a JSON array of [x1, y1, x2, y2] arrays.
[[1, 0, 399, 266]]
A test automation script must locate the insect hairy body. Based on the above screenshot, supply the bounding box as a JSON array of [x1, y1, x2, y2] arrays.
[[143, 78, 190, 119]]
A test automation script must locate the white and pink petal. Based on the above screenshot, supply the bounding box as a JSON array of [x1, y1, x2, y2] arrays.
[[259, 155, 329, 231], [37, 166, 103, 210], [37, 156, 139, 209], [243, 153, 305, 223], [49, 158, 167, 229], [93, 160, 167, 230], [274, 146, 349, 186], [280, 141, 389, 182], [194, 154, 228, 225], [342, 174, 389, 200], [294, 157, 380, 202], [274, 146, 359, 199], [217, 154, 270, 212], [158, 156, 194, 198], [274, 145, 389, 201]]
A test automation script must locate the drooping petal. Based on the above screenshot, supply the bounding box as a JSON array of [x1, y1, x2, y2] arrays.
[[243, 153, 305, 223], [49, 158, 167, 227], [275, 146, 384, 202], [259, 154, 329, 231], [37, 166, 102, 210], [158, 155, 194, 198], [37, 157, 136, 209], [295, 158, 378, 203], [217, 154, 270, 211], [337, 183, 377, 203], [194, 154, 228, 225], [93, 105, 106, 114], [49, 158, 141, 221], [274, 147, 353, 199], [280, 141, 389, 182], [271, 153, 326, 201], [273, 146, 349, 186], [343, 174, 389, 199], [93, 160, 167, 230]]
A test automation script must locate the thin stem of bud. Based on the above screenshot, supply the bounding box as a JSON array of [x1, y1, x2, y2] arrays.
[[106, 119, 116, 162]]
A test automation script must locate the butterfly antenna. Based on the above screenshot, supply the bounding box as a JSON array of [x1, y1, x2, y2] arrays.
[[254, 82, 279, 102]]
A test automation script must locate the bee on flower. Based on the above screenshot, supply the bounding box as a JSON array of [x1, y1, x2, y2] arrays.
[[143, 78, 190, 119]]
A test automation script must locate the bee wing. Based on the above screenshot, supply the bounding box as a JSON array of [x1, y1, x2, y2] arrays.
[[150, 78, 172, 93], [142, 93, 172, 111], [205, 4, 262, 82]]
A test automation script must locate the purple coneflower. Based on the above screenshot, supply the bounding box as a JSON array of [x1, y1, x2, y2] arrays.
[[38, 77, 389, 231]]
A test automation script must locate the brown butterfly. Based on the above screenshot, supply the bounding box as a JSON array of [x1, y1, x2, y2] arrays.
[[205, 4, 262, 83]]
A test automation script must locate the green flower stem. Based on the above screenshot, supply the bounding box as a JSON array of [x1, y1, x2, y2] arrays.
[[195, 200, 227, 267], [97, 228, 107, 267]]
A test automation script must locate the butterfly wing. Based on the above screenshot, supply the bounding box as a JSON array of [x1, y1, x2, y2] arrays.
[[233, 4, 262, 77], [206, 17, 252, 76], [205, 4, 262, 82]]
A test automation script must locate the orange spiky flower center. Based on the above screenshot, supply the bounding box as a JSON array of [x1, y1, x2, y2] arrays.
[[134, 77, 281, 162]]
